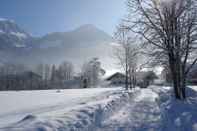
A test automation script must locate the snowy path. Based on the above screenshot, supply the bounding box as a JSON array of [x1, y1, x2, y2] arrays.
[[96, 89, 162, 131]]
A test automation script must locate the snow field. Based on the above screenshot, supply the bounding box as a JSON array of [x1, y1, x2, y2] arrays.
[[0, 87, 130, 131], [1, 86, 197, 131]]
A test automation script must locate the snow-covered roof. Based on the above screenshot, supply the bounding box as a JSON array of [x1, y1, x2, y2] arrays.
[[106, 72, 125, 81]]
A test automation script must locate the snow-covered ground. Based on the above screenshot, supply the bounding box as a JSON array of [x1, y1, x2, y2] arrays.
[[0, 86, 197, 131], [0, 87, 123, 130], [157, 86, 197, 131], [96, 88, 162, 131]]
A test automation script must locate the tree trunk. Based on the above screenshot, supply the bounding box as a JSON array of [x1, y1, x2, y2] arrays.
[[125, 71, 129, 90], [181, 72, 186, 99], [168, 50, 186, 100], [172, 71, 181, 99], [125, 59, 129, 90], [132, 70, 136, 89], [169, 59, 181, 99], [171, 64, 186, 100], [129, 74, 132, 89], [132, 75, 135, 89], [181, 80, 186, 99]]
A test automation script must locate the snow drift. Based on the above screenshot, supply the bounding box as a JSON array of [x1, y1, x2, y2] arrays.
[[1, 89, 130, 131], [151, 86, 197, 131]]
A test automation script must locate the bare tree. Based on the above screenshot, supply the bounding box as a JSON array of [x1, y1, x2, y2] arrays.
[[50, 64, 56, 82], [59, 61, 74, 81], [114, 25, 141, 89], [44, 64, 51, 88], [128, 41, 140, 89], [35, 63, 45, 80], [124, 0, 197, 99], [44, 64, 51, 81], [80, 58, 105, 88], [35, 63, 51, 89]]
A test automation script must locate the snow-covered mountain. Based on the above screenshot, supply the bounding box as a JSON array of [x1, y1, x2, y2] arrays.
[[26, 24, 114, 69], [0, 19, 31, 48], [33, 24, 112, 49], [0, 19, 114, 69]]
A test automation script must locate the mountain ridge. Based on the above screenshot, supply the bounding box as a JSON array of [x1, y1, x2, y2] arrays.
[[0, 19, 114, 70]]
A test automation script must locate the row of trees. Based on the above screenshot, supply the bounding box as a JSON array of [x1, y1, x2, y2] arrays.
[[0, 61, 74, 90], [0, 63, 41, 90], [114, 27, 141, 90], [116, 0, 197, 100], [35, 61, 74, 83], [0, 58, 105, 90]]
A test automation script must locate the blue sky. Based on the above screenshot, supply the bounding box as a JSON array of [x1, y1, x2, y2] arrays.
[[0, 0, 126, 36]]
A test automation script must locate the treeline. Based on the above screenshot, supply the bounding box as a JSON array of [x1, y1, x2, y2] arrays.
[[0, 58, 105, 91], [0, 61, 74, 91]]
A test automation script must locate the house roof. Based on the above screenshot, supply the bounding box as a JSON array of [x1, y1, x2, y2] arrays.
[[106, 72, 125, 81], [106, 71, 158, 81]]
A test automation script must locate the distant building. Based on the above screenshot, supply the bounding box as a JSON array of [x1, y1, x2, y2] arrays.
[[136, 71, 158, 88], [106, 71, 158, 88], [187, 65, 197, 84], [106, 72, 126, 85], [161, 64, 197, 85]]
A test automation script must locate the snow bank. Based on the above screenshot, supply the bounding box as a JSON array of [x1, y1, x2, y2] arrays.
[[1, 90, 130, 131], [0, 88, 121, 127], [151, 86, 197, 131]]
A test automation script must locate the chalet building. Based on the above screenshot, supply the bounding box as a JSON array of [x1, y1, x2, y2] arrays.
[[106, 72, 126, 85], [106, 71, 157, 88]]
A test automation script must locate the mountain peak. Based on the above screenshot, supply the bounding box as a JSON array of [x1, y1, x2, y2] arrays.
[[73, 24, 101, 33], [73, 24, 111, 39], [0, 18, 30, 37], [0, 18, 31, 48], [77, 24, 98, 30]]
